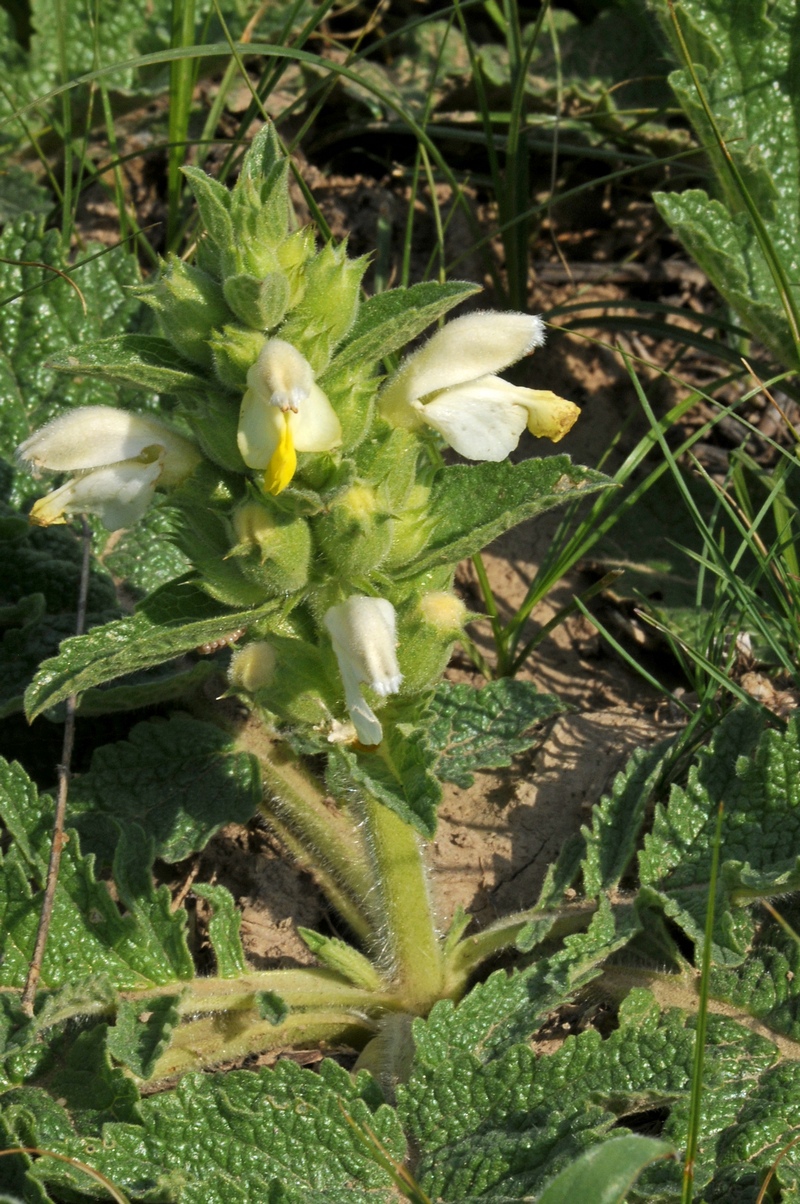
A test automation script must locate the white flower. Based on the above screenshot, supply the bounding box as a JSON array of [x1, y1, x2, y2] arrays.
[[323, 595, 403, 747], [16, 406, 201, 531], [379, 311, 580, 461], [238, 339, 342, 495]]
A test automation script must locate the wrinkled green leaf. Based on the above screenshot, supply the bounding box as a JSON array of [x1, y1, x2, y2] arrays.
[[106, 995, 183, 1081], [47, 335, 207, 394], [639, 706, 800, 964], [0, 506, 119, 715], [321, 280, 479, 381], [70, 714, 261, 865], [193, 884, 247, 979], [651, 0, 800, 369], [401, 456, 611, 579], [24, 594, 280, 720], [0, 167, 51, 224], [30, 1061, 405, 1203], [582, 740, 672, 898], [429, 679, 566, 788], [0, 216, 145, 504], [0, 759, 192, 990]]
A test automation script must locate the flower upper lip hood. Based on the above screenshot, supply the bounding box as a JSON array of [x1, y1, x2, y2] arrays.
[[16, 406, 201, 531], [324, 595, 403, 747], [378, 310, 580, 461], [238, 338, 342, 495]]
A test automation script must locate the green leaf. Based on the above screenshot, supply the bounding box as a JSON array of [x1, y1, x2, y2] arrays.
[[400, 456, 611, 579], [429, 679, 567, 788], [106, 995, 183, 1081], [39, 1024, 141, 1133], [655, 188, 798, 370], [69, 714, 261, 865], [0, 167, 51, 224], [403, 988, 778, 1203], [2, 0, 172, 123], [47, 334, 207, 394], [0, 759, 192, 990], [709, 919, 800, 1045], [74, 660, 219, 718], [24, 595, 280, 720], [255, 991, 289, 1026], [99, 500, 190, 595], [535, 1135, 677, 1204], [639, 706, 800, 964], [582, 740, 672, 898], [0, 517, 120, 717], [32, 1061, 406, 1203], [193, 884, 247, 978], [328, 720, 442, 838], [321, 280, 480, 379], [414, 900, 637, 1069], [650, 0, 800, 370]]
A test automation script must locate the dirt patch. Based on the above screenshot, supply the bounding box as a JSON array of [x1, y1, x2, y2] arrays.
[[431, 706, 669, 930], [195, 824, 323, 970]]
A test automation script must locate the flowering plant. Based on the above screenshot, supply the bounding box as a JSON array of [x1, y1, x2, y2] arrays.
[[18, 125, 610, 1079]]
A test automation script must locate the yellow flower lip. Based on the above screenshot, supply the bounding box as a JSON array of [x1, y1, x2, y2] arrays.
[[263, 415, 298, 496]]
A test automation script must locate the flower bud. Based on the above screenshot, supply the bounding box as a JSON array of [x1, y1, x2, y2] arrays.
[[279, 242, 369, 372], [141, 257, 232, 368], [419, 591, 467, 632], [276, 226, 316, 307], [228, 642, 277, 694], [247, 634, 338, 728], [222, 271, 290, 331], [396, 590, 465, 692], [230, 499, 312, 595], [383, 482, 436, 571], [315, 483, 392, 577], [210, 325, 267, 391]]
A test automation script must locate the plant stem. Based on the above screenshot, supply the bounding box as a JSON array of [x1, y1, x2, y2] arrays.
[[445, 900, 599, 990], [21, 518, 91, 1015], [167, 0, 197, 250], [235, 720, 378, 939], [149, 1009, 379, 1084], [359, 794, 444, 1013], [261, 809, 373, 942]]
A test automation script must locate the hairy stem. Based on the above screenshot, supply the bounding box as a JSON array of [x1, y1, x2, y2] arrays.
[[445, 900, 599, 991], [236, 720, 378, 939], [148, 1009, 380, 1085], [359, 793, 444, 1013]]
